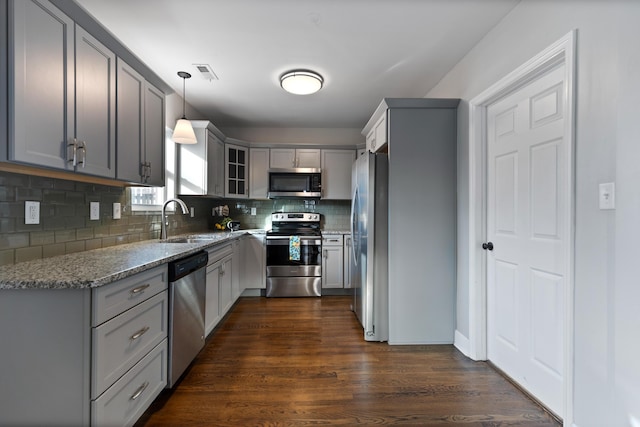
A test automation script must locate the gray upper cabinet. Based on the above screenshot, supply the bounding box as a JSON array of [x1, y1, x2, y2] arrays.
[[10, 0, 74, 171], [116, 59, 144, 183], [74, 26, 116, 178], [116, 59, 165, 185], [225, 143, 248, 198], [10, 0, 116, 178], [320, 149, 355, 199], [143, 81, 165, 186], [177, 120, 224, 197]]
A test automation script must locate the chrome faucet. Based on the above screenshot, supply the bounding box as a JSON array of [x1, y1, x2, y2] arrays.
[[161, 198, 189, 240]]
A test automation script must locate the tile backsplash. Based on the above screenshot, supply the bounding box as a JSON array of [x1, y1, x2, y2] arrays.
[[0, 170, 351, 265], [0, 171, 208, 265]]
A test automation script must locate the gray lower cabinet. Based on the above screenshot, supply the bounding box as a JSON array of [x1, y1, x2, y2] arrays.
[[205, 244, 234, 336], [9, 0, 116, 178], [322, 235, 344, 288], [0, 265, 168, 426], [116, 59, 165, 185]]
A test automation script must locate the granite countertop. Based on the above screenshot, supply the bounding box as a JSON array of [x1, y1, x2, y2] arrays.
[[0, 230, 264, 290]]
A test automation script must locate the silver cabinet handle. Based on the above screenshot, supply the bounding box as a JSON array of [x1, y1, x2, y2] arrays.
[[67, 138, 78, 166], [130, 284, 150, 295], [130, 381, 149, 401], [77, 141, 87, 168], [129, 326, 150, 341]]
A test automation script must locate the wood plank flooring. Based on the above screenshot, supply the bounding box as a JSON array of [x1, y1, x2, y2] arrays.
[[136, 296, 560, 426]]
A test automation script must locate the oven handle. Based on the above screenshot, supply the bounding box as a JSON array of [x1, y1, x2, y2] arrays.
[[266, 237, 322, 246]]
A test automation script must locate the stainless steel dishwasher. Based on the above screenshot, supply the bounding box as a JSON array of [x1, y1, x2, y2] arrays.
[[167, 251, 208, 388]]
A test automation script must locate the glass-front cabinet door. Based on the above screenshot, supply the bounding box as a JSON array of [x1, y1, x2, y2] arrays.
[[225, 143, 249, 198]]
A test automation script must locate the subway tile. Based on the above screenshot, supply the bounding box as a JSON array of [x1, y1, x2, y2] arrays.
[[15, 246, 42, 263], [0, 186, 16, 201], [15, 220, 43, 233], [15, 187, 42, 201], [54, 204, 76, 217], [101, 236, 116, 247], [76, 227, 94, 240], [42, 243, 66, 258], [0, 202, 23, 218], [55, 229, 76, 243], [0, 233, 29, 249], [0, 172, 29, 187], [65, 191, 85, 205], [0, 218, 15, 233], [30, 231, 55, 245], [93, 225, 110, 238], [29, 176, 55, 189], [43, 190, 66, 204], [65, 241, 85, 254], [42, 215, 67, 230], [85, 238, 102, 251], [53, 179, 75, 191], [64, 216, 85, 229], [0, 249, 14, 265]]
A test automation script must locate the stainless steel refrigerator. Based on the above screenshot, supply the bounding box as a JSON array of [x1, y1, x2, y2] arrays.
[[350, 151, 388, 341]]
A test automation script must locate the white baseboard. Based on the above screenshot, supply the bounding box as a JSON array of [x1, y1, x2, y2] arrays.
[[454, 330, 471, 358]]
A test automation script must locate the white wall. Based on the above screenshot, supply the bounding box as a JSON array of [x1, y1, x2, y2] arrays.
[[426, 1, 640, 425]]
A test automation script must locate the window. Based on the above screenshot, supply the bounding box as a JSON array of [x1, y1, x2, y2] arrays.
[[129, 128, 176, 211]]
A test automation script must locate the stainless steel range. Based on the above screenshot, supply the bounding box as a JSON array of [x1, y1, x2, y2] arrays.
[[266, 212, 322, 297]]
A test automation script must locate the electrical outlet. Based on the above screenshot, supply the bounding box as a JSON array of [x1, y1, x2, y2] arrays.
[[90, 202, 100, 220], [251, 207, 257, 216], [190, 207, 195, 218], [25, 201, 40, 225], [113, 202, 121, 220]]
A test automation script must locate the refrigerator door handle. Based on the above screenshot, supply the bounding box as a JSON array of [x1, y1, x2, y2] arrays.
[[350, 187, 359, 264]]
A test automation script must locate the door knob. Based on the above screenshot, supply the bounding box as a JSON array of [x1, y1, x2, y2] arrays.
[[482, 242, 494, 251]]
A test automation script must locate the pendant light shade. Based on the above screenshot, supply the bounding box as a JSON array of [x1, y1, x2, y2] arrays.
[[280, 70, 323, 95], [172, 71, 197, 144]]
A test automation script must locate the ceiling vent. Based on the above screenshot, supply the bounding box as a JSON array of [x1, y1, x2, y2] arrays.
[[193, 64, 218, 81]]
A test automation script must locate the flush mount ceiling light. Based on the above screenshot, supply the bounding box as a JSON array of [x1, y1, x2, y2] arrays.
[[280, 70, 324, 95], [172, 71, 197, 144]]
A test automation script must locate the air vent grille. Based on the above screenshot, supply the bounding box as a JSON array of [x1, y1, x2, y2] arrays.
[[193, 64, 218, 81]]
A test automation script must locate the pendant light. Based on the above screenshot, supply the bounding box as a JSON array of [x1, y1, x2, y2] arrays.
[[172, 71, 197, 144], [280, 70, 323, 95]]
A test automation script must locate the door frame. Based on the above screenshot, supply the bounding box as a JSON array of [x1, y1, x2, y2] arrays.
[[466, 30, 576, 423]]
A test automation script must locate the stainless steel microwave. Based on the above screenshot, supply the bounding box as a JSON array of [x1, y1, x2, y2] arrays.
[[268, 168, 322, 198]]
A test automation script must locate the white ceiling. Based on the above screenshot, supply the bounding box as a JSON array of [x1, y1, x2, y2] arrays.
[[75, 0, 519, 129]]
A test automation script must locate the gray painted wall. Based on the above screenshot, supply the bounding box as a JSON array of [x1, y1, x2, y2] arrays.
[[426, 1, 640, 425]]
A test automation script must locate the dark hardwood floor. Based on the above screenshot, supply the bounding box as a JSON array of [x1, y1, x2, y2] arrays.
[[136, 296, 560, 426]]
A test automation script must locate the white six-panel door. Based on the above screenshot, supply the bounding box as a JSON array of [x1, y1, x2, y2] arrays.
[[486, 63, 567, 417]]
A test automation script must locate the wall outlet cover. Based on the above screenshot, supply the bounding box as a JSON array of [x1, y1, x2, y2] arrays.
[[90, 202, 100, 220], [25, 201, 40, 225], [113, 202, 121, 220], [251, 207, 257, 216]]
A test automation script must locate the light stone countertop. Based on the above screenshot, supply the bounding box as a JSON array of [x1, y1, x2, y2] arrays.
[[0, 230, 264, 290]]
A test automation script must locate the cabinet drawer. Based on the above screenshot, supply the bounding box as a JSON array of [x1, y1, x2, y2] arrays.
[[93, 265, 168, 326], [92, 339, 167, 427], [207, 243, 233, 264], [322, 235, 343, 246], [92, 291, 168, 398]]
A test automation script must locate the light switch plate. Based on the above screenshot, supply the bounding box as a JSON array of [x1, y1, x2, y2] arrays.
[[25, 201, 40, 224], [113, 202, 121, 220], [190, 207, 195, 218], [599, 182, 615, 210], [90, 202, 100, 220], [251, 207, 257, 216]]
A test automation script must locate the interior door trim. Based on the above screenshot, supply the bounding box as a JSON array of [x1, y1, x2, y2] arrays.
[[465, 30, 576, 425]]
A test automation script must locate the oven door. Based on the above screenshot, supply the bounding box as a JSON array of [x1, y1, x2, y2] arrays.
[[266, 236, 322, 277]]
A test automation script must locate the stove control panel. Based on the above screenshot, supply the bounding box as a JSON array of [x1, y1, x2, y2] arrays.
[[271, 212, 321, 222]]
